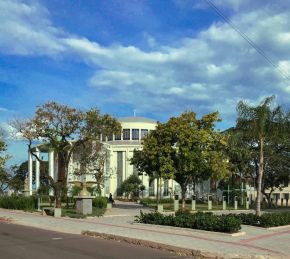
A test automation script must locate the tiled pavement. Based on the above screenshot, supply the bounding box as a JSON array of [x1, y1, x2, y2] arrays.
[[0, 202, 290, 258]]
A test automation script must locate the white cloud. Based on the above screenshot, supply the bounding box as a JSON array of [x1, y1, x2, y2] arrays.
[[1, 0, 290, 123], [0, 107, 9, 112]]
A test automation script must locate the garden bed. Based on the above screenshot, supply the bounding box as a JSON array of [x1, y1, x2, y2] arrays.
[[135, 210, 242, 233], [237, 212, 290, 228]]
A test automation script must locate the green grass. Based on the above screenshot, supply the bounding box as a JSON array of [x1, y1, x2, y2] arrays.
[[62, 207, 106, 218]]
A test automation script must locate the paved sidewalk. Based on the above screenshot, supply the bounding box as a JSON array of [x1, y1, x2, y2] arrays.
[[0, 203, 290, 258]]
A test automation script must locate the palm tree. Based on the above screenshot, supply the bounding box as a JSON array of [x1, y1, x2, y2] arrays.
[[236, 96, 286, 216]]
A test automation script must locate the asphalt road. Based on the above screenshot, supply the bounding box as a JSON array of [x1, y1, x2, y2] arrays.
[[0, 222, 188, 259]]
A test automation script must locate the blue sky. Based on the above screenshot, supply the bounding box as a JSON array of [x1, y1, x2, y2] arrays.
[[1, 0, 290, 165]]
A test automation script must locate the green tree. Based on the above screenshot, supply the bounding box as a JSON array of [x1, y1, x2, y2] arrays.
[[235, 96, 288, 215], [13, 102, 121, 208], [132, 111, 230, 208], [0, 132, 10, 194], [120, 174, 143, 199]]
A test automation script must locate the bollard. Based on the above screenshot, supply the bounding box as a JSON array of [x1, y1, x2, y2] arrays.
[[174, 195, 179, 211], [208, 195, 212, 210], [234, 196, 238, 210], [191, 195, 196, 211], [37, 195, 41, 212], [246, 197, 249, 210], [222, 196, 226, 210], [157, 204, 163, 213]]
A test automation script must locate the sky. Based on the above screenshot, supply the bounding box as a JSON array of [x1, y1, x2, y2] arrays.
[[1, 0, 290, 165]]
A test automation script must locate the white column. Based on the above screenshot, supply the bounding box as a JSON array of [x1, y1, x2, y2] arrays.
[[48, 149, 54, 196], [35, 148, 40, 191], [28, 151, 33, 195]]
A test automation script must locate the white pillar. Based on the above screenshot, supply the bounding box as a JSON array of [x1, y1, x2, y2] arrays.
[[28, 151, 33, 195], [35, 148, 40, 191], [48, 149, 54, 196]]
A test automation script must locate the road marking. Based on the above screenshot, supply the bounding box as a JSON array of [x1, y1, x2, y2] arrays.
[[51, 237, 63, 240]]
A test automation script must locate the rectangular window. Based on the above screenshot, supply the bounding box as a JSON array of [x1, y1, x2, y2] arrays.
[[123, 129, 130, 140], [115, 132, 121, 140], [117, 151, 123, 195], [132, 129, 139, 140], [141, 129, 148, 140], [107, 134, 113, 141]]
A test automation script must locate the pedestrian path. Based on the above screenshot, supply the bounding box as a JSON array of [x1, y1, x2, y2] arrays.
[[0, 203, 289, 258]]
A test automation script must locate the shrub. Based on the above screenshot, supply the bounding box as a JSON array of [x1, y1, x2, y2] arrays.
[[93, 196, 107, 209], [121, 174, 142, 198], [139, 197, 174, 205], [136, 210, 241, 233], [237, 212, 290, 227], [0, 195, 37, 211]]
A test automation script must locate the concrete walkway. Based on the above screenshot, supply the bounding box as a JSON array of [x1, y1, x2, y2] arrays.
[[0, 202, 290, 258]]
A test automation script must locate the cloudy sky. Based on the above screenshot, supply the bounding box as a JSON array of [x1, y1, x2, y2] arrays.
[[1, 0, 290, 165]]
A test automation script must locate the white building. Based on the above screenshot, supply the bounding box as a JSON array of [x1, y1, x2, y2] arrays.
[[27, 117, 183, 198]]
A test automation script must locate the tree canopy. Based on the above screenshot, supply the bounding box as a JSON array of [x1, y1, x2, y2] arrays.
[[132, 111, 230, 207], [234, 96, 290, 215], [13, 102, 121, 207]]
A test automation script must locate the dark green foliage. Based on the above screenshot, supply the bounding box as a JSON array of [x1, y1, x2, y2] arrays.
[[121, 174, 142, 198], [139, 197, 174, 205], [92, 196, 107, 209], [136, 210, 241, 233], [0, 195, 37, 211], [237, 212, 290, 227]]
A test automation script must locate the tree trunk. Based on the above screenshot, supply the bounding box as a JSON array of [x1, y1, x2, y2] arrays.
[[256, 138, 264, 216], [55, 184, 62, 208], [262, 188, 273, 209]]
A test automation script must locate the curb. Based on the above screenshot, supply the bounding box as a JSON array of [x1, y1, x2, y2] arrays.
[[81, 230, 278, 259], [132, 222, 246, 237], [242, 224, 290, 231], [82, 230, 219, 258]]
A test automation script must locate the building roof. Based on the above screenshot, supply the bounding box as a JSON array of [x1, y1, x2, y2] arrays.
[[118, 116, 157, 124]]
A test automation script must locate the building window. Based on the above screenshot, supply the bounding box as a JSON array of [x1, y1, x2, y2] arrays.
[[123, 129, 130, 140], [132, 129, 139, 140], [163, 180, 169, 196], [115, 132, 121, 140], [141, 129, 148, 140], [107, 134, 113, 141]]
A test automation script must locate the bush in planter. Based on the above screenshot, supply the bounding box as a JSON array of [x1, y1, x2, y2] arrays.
[[259, 212, 290, 227], [237, 212, 290, 227], [92, 196, 107, 209], [136, 211, 241, 233]]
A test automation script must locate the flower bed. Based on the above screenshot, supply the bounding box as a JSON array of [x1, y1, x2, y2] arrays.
[[135, 210, 241, 233]]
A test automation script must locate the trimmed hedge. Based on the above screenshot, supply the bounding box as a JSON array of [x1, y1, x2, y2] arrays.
[[0, 195, 37, 211], [92, 196, 107, 209], [140, 198, 174, 205], [238, 212, 290, 228], [136, 210, 241, 233]]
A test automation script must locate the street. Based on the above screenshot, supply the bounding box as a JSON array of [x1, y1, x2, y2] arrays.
[[0, 222, 187, 259]]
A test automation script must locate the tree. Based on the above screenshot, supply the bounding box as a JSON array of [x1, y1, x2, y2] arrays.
[[8, 160, 49, 193], [132, 111, 230, 208], [0, 132, 10, 194], [235, 96, 288, 215], [120, 174, 143, 199], [73, 140, 108, 195], [13, 102, 121, 208]]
